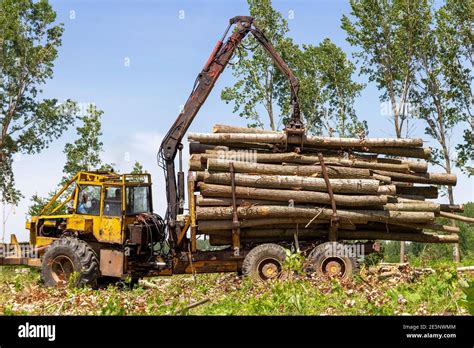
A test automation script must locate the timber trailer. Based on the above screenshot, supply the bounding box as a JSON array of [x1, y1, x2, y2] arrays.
[[0, 16, 378, 287]]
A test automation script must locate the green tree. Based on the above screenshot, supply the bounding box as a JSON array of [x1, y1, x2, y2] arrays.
[[412, 2, 470, 207], [62, 104, 113, 181], [0, 0, 77, 204], [381, 241, 402, 263], [29, 104, 113, 216], [27, 191, 63, 217], [408, 203, 474, 263], [223, 0, 366, 136], [436, 0, 473, 175], [342, 0, 428, 262], [297, 40, 366, 137], [221, 0, 292, 130], [131, 161, 145, 174], [341, 0, 427, 138]]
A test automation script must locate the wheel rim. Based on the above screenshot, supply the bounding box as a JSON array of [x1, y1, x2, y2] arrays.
[[257, 258, 281, 280], [50, 255, 75, 284], [321, 257, 346, 277]]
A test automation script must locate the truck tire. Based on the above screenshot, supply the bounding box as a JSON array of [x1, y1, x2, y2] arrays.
[[305, 242, 358, 280], [242, 243, 287, 281], [41, 237, 99, 288]]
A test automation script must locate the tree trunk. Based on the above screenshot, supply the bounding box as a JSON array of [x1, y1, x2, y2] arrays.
[[196, 196, 284, 207], [446, 165, 461, 263], [188, 132, 423, 147], [212, 124, 275, 134], [439, 211, 474, 223], [372, 170, 456, 186], [383, 202, 440, 212], [377, 158, 428, 173], [196, 171, 381, 194], [197, 182, 388, 207], [196, 205, 435, 224], [206, 158, 372, 179], [196, 152, 412, 172]]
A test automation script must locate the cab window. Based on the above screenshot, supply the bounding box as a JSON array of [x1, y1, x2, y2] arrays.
[[103, 187, 122, 216], [76, 185, 101, 216], [126, 186, 151, 214]]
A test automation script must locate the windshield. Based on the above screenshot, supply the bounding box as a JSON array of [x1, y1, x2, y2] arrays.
[[126, 186, 151, 214]]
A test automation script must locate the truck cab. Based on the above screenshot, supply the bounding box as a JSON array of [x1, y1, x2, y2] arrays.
[[25, 171, 166, 287]]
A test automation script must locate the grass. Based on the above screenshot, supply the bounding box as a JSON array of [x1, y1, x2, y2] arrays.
[[0, 261, 472, 316]]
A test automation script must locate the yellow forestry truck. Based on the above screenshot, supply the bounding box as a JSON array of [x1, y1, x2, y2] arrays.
[[0, 16, 376, 287]]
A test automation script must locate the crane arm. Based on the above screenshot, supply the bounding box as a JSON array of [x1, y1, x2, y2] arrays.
[[159, 16, 302, 249]]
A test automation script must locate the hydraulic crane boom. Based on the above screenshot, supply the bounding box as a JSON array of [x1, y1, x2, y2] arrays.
[[159, 16, 303, 250]]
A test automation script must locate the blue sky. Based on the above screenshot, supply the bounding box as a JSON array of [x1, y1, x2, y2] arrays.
[[3, 0, 472, 241]]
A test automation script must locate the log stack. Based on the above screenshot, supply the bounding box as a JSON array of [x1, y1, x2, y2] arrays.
[[186, 124, 468, 247]]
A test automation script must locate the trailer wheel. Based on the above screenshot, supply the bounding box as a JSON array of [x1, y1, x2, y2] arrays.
[[41, 237, 99, 288], [305, 242, 358, 280], [242, 243, 286, 281]]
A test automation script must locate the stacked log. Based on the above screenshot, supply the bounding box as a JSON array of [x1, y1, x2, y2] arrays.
[[187, 124, 466, 246]]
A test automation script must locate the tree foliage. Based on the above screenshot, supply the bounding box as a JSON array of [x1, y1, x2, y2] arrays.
[[222, 0, 365, 136], [221, 0, 291, 130], [409, 0, 472, 203], [62, 104, 113, 181], [342, 0, 472, 179], [131, 161, 145, 174], [293, 40, 366, 137], [0, 0, 76, 204], [342, 0, 428, 138], [29, 104, 113, 215], [437, 0, 473, 175]]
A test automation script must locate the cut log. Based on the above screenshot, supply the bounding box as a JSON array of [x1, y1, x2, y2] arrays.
[[212, 124, 275, 134], [207, 158, 372, 179], [371, 173, 392, 184], [305, 135, 424, 148], [197, 151, 411, 173], [440, 204, 464, 213], [197, 171, 381, 194], [377, 158, 428, 173], [358, 147, 432, 159], [188, 132, 423, 148], [372, 170, 457, 186], [211, 150, 427, 173], [207, 229, 458, 245], [189, 142, 229, 154], [189, 126, 464, 246], [377, 185, 397, 195], [196, 196, 283, 207], [383, 202, 440, 212], [196, 205, 435, 224], [438, 211, 474, 223], [391, 181, 414, 187], [198, 183, 388, 207], [189, 158, 205, 171]]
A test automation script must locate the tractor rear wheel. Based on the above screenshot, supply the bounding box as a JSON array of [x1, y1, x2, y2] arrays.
[[41, 237, 99, 288], [305, 242, 358, 280], [242, 243, 287, 281]]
